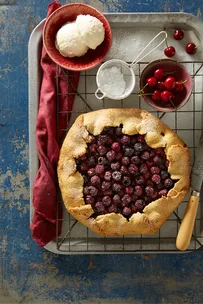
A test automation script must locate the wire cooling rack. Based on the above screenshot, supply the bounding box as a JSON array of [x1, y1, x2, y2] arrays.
[[55, 61, 203, 253]]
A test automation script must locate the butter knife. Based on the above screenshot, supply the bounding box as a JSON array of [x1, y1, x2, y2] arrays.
[[176, 132, 203, 251]]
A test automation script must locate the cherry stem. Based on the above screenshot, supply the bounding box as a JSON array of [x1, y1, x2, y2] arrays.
[[140, 83, 148, 94], [169, 99, 177, 110], [165, 38, 169, 48], [165, 70, 176, 75], [139, 93, 153, 97], [179, 79, 187, 84], [195, 41, 203, 49]]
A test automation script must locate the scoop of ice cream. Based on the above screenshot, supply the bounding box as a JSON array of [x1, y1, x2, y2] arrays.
[[76, 14, 105, 50], [55, 21, 89, 58]]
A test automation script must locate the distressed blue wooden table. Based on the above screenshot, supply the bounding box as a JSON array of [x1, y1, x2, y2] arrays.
[[1, 1, 203, 303]]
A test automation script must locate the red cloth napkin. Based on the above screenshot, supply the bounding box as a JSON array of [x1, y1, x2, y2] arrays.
[[31, 0, 80, 247]]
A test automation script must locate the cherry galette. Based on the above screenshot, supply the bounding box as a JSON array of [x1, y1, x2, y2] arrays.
[[58, 109, 190, 236]]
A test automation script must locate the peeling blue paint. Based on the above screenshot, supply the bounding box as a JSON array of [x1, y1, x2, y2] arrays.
[[0, 1, 203, 303], [0, 1, 15, 5]]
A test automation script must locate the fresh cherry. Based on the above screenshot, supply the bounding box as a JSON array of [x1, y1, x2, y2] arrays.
[[173, 29, 184, 40], [160, 90, 175, 103], [174, 81, 185, 93], [146, 77, 157, 88], [154, 69, 165, 80], [186, 42, 196, 54], [152, 90, 161, 101], [157, 81, 165, 91], [164, 46, 176, 58], [164, 76, 176, 91]]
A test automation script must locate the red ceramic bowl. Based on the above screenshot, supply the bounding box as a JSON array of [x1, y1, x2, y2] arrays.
[[140, 59, 193, 112], [43, 3, 112, 71]]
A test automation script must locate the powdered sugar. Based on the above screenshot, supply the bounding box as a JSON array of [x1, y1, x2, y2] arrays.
[[99, 66, 126, 97], [107, 28, 202, 63]]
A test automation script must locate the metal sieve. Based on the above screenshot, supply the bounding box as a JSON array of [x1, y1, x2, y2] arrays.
[[95, 31, 167, 100]]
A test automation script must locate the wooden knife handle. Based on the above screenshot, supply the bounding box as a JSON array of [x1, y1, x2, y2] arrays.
[[176, 192, 199, 251]]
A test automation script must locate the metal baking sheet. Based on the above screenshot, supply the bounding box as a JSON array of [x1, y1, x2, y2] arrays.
[[29, 13, 203, 254]]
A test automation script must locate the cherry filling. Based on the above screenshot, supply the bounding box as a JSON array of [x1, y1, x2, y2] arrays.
[[76, 126, 175, 219]]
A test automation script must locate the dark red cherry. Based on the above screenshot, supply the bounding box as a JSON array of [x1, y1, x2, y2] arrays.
[[102, 196, 112, 207], [164, 76, 176, 91], [125, 187, 134, 195], [154, 69, 165, 80], [90, 175, 101, 185], [104, 171, 112, 181], [164, 178, 174, 188], [186, 42, 196, 54], [164, 46, 176, 57], [160, 90, 175, 103], [151, 174, 161, 184], [121, 135, 130, 145], [106, 150, 116, 162], [173, 29, 184, 40], [152, 90, 161, 102], [157, 81, 165, 91], [146, 77, 157, 88], [134, 185, 143, 196], [112, 171, 122, 181], [159, 189, 168, 197], [95, 202, 105, 213], [174, 81, 185, 92], [111, 142, 121, 152], [85, 196, 95, 205]]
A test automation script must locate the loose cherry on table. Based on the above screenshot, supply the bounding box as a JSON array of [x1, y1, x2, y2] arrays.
[[186, 42, 196, 54], [173, 29, 184, 40], [164, 46, 176, 58], [163, 28, 202, 57], [186, 41, 203, 55]]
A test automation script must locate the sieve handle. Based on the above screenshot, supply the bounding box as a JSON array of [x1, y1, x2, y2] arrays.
[[95, 88, 106, 100], [130, 31, 168, 67]]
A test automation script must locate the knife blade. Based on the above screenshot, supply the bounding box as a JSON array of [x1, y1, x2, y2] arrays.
[[200, 181, 203, 232], [192, 132, 203, 233], [176, 131, 203, 251], [191, 131, 203, 192]]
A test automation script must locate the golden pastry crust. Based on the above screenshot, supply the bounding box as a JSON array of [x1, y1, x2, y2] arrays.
[[57, 108, 190, 236]]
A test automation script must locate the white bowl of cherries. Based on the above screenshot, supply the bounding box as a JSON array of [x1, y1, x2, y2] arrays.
[[139, 59, 193, 112]]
